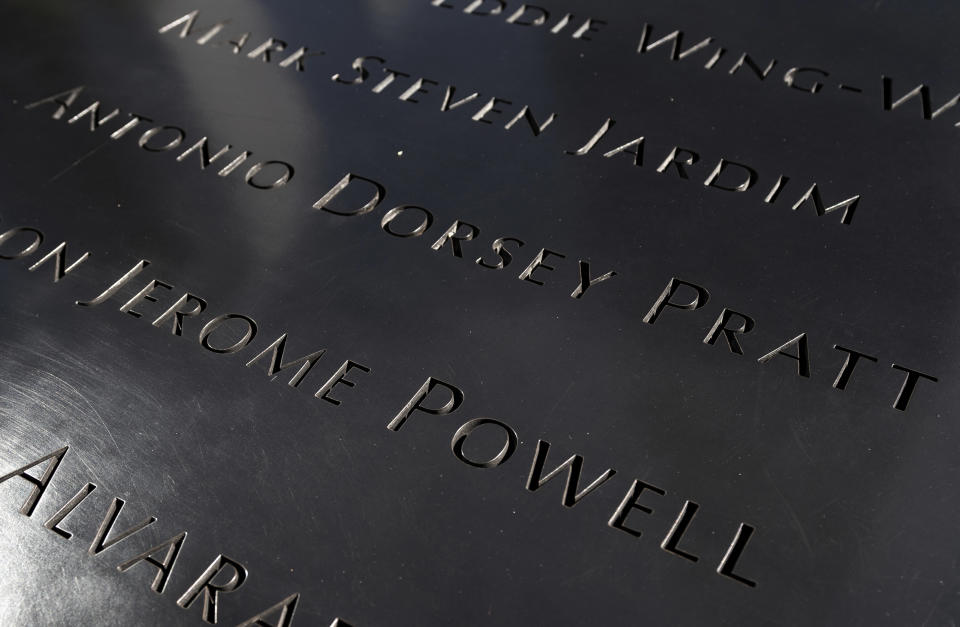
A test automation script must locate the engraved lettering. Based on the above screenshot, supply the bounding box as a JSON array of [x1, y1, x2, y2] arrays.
[[117, 531, 188, 594], [757, 333, 810, 377], [332, 56, 385, 85], [381, 205, 434, 237], [176, 554, 248, 624], [602, 136, 644, 166], [656, 147, 700, 179], [245, 160, 294, 189], [237, 593, 300, 627], [571, 18, 605, 41], [763, 175, 789, 204], [138, 126, 186, 152], [371, 68, 411, 95], [565, 117, 615, 156], [27, 242, 90, 282], [0, 446, 68, 516], [890, 364, 938, 411], [518, 248, 565, 286], [247, 38, 287, 62], [637, 24, 713, 60], [660, 500, 700, 562], [43, 482, 96, 539], [0, 227, 43, 260], [882, 76, 960, 120], [76, 259, 150, 307], [439, 86, 480, 112], [176, 137, 233, 169], [313, 173, 385, 216], [110, 113, 153, 140], [89, 497, 157, 555], [728, 54, 777, 80], [504, 106, 557, 136], [525, 439, 616, 507], [278, 47, 323, 72], [195, 20, 232, 45], [570, 260, 616, 299], [832, 345, 878, 390], [783, 67, 828, 94], [704, 47, 726, 70], [549, 13, 575, 34], [67, 101, 120, 131], [430, 220, 480, 257], [472, 97, 512, 124], [506, 5, 549, 27], [119, 279, 173, 319], [199, 314, 258, 354], [643, 277, 710, 325], [608, 479, 665, 537], [791, 183, 859, 225], [157, 10, 228, 45], [157, 10, 201, 37], [476, 236, 524, 269], [152, 293, 208, 336], [388, 377, 464, 432], [315, 360, 371, 405], [703, 308, 755, 355], [245, 334, 326, 388], [703, 158, 757, 192], [399, 78, 439, 103], [216, 151, 252, 177], [24, 85, 85, 120], [229, 33, 250, 54], [717, 523, 758, 587], [464, 0, 505, 16], [451, 418, 519, 468]]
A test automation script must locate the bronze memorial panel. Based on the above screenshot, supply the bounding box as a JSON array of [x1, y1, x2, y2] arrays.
[[0, 1, 956, 624]]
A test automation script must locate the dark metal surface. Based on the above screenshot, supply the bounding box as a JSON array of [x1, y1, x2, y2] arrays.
[[0, 1, 957, 624]]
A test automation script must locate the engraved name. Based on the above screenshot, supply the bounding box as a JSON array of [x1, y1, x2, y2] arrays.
[[22, 85, 617, 303], [1, 216, 761, 596], [24, 86, 294, 192], [430, 1, 960, 135], [155, 10, 863, 226], [19, 89, 935, 409], [296, 176, 936, 413], [0, 201, 942, 623], [0, 445, 352, 626]]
